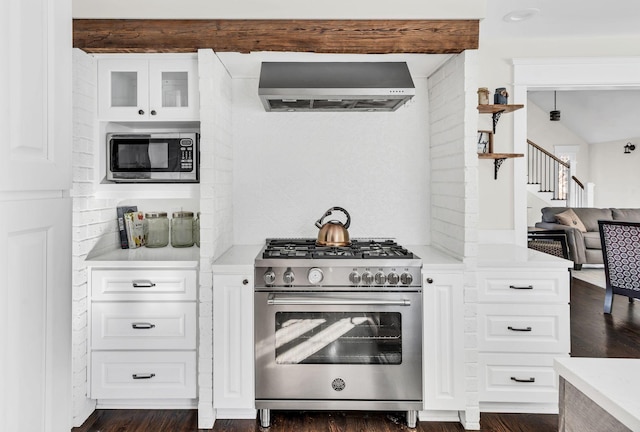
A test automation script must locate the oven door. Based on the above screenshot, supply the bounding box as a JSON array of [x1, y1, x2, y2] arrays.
[[254, 291, 422, 402]]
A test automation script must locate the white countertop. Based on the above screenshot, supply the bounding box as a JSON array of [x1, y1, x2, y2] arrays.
[[211, 245, 262, 273], [478, 243, 573, 269], [86, 245, 200, 268], [555, 357, 640, 431], [407, 245, 463, 270], [86, 243, 565, 271]]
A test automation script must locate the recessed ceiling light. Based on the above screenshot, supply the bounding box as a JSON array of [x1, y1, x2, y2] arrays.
[[503, 8, 540, 23]]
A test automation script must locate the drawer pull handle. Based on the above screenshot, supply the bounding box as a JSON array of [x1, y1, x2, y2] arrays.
[[132, 280, 156, 288], [511, 376, 535, 383], [508, 326, 532, 332], [131, 322, 156, 329], [132, 373, 156, 380], [509, 285, 533, 290]]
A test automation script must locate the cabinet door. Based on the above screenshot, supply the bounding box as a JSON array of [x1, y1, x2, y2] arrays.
[[213, 274, 254, 412], [0, 198, 71, 432], [148, 58, 200, 121], [423, 272, 465, 410], [0, 0, 71, 191], [97, 58, 149, 120]]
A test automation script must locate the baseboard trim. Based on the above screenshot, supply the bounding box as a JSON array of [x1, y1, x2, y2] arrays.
[[480, 402, 558, 414], [95, 398, 197, 409], [215, 408, 257, 419], [418, 409, 461, 422]]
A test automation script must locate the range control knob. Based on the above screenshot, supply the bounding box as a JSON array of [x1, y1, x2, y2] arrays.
[[263, 269, 276, 285], [400, 272, 414, 285], [374, 271, 387, 285], [387, 272, 400, 285], [349, 271, 362, 285], [362, 271, 374, 285], [308, 268, 324, 284], [283, 269, 295, 285]]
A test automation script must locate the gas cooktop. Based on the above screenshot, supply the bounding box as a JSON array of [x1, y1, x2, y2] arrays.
[[261, 238, 415, 260], [255, 239, 422, 289]]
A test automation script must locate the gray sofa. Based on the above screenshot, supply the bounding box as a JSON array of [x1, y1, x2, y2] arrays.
[[535, 207, 640, 269]]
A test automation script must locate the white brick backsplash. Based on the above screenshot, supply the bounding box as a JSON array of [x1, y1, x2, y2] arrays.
[[199, 301, 213, 318], [198, 50, 233, 427], [72, 282, 87, 302], [71, 49, 110, 425], [428, 51, 479, 426]]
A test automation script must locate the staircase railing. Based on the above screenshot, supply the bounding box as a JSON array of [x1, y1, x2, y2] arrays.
[[527, 139, 585, 206]]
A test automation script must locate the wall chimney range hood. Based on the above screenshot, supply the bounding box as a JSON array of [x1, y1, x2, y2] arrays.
[[258, 62, 416, 112]]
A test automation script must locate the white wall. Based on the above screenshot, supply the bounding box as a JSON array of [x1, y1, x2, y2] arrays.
[[231, 78, 431, 246], [590, 136, 640, 208], [72, 0, 485, 19]]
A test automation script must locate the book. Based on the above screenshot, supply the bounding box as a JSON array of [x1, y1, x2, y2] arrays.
[[116, 206, 138, 249], [124, 211, 145, 249]]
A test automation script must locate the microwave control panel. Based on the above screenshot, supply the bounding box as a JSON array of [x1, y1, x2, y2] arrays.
[[180, 138, 194, 171]]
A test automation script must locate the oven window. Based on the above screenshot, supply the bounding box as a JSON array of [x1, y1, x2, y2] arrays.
[[274, 312, 401, 365]]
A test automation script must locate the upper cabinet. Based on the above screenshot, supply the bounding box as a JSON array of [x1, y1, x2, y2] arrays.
[[98, 55, 199, 121], [0, 0, 71, 192]]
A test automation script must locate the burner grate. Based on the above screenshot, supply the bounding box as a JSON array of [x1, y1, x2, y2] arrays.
[[262, 238, 414, 259]]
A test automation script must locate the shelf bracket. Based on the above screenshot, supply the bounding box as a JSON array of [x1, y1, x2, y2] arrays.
[[493, 158, 506, 180], [492, 110, 505, 133]]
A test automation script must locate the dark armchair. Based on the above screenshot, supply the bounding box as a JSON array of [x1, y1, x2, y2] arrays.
[[598, 220, 640, 314]]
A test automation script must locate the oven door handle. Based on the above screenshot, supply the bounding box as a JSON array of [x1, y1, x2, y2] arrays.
[[267, 294, 411, 306]]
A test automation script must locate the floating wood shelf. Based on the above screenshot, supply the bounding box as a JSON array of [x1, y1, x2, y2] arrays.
[[477, 104, 524, 114], [478, 153, 524, 179], [477, 104, 524, 133]]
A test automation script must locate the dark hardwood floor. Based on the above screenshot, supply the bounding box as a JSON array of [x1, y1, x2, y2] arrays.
[[74, 276, 640, 432], [570, 277, 640, 358]]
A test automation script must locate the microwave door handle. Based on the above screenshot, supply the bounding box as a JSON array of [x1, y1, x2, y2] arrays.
[[267, 294, 410, 307]]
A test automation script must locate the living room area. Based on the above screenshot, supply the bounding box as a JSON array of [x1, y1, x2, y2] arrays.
[[524, 75, 640, 296], [500, 56, 640, 431]]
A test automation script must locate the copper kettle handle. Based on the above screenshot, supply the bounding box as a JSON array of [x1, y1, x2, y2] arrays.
[[315, 207, 351, 229]]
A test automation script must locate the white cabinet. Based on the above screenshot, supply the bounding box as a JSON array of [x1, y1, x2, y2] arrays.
[[88, 267, 198, 404], [98, 56, 199, 121], [0, 0, 71, 191], [422, 272, 465, 411], [477, 266, 570, 411], [1, 0, 72, 429], [0, 198, 71, 432], [212, 273, 256, 418]]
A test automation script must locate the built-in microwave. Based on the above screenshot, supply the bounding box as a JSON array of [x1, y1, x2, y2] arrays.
[[106, 132, 199, 183]]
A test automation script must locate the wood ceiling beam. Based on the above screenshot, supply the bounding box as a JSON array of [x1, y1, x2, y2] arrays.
[[73, 19, 478, 54]]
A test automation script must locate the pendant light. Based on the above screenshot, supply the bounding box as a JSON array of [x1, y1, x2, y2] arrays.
[[550, 91, 561, 121]]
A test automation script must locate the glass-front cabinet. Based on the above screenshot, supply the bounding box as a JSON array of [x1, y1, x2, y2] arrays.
[[98, 55, 199, 121]]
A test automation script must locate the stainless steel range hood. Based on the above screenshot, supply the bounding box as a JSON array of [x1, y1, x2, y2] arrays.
[[258, 62, 415, 112]]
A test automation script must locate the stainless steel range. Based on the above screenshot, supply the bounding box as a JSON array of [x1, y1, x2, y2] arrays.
[[254, 238, 423, 428]]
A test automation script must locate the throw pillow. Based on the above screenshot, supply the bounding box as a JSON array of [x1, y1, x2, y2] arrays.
[[555, 209, 587, 232]]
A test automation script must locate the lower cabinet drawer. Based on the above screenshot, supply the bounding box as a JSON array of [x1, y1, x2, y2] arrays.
[[479, 353, 564, 403], [91, 302, 196, 350], [91, 269, 196, 301], [90, 351, 196, 399], [478, 303, 570, 353]]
